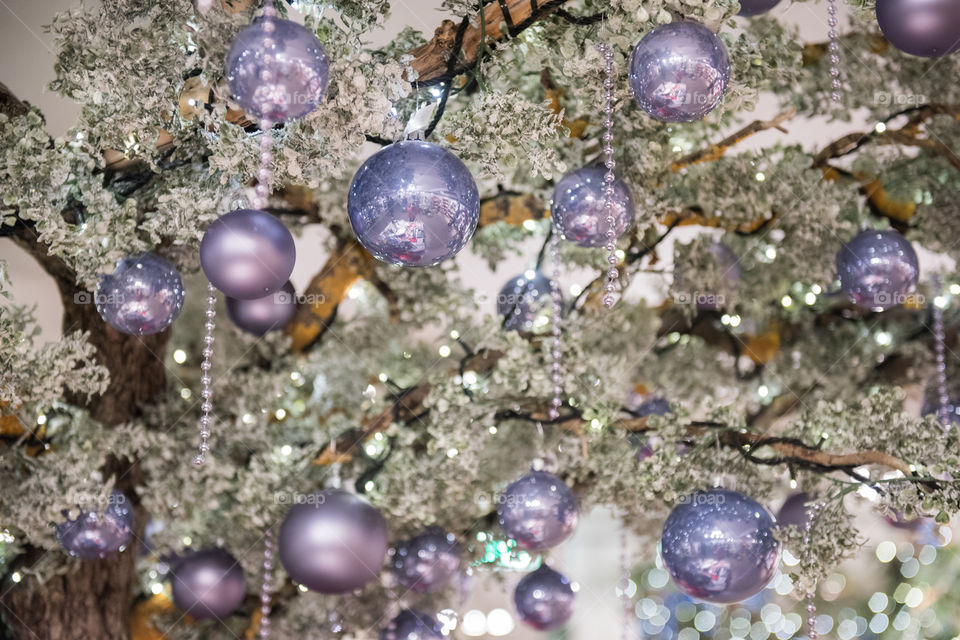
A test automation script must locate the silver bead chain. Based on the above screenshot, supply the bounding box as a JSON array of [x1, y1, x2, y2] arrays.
[[803, 501, 822, 640], [619, 528, 632, 640], [194, 282, 217, 466], [548, 229, 564, 421], [933, 277, 950, 429], [827, 0, 842, 104], [595, 42, 619, 309], [195, 0, 279, 468], [258, 527, 275, 639]]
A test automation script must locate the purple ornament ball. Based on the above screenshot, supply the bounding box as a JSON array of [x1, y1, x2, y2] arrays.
[[876, 0, 960, 58], [225, 17, 330, 122], [629, 22, 730, 123], [391, 527, 461, 594], [514, 564, 576, 631], [171, 548, 246, 621], [738, 0, 781, 16], [497, 272, 558, 332], [660, 488, 781, 603], [837, 229, 919, 311], [776, 492, 814, 529], [551, 165, 634, 248], [200, 209, 296, 300], [380, 609, 444, 640], [348, 141, 480, 267], [55, 490, 134, 560], [226, 280, 297, 335], [498, 470, 579, 551], [94, 253, 184, 335], [278, 489, 388, 593]]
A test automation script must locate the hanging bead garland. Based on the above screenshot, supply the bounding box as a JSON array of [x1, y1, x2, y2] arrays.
[[548, 229, 564, 420], [194, 282, 217, 466], [803, 500, 822, 639], [258, 528, 275, 639], [595, 42, 620, 309], [827, 0, 843, 104], [933, 277, 950, 428]]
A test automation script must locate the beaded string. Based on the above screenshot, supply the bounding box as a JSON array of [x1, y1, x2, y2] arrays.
[[933, 276, 950, 429], [194, 282, 216, 466], [827, 0, 843, 104], [258, 527, 275, 639], [595, 42, 619, 309], [618, 528, 632, 640], [548, 228, 564, 421], [803, 501, 822, 639], [195, 0, 277, 466]]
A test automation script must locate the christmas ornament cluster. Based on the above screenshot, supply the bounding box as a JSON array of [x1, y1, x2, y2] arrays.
[[66, 0, 960, 636]]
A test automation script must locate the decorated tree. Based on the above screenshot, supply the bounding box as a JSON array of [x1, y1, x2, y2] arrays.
[[2, 0, 960, 638]]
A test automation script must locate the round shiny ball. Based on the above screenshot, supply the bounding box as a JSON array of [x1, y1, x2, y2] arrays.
[[170, 548, 246, 620], [876, 0, 960, 57], [738, 0, 782, 16], [94, 253, 184, 335], [498, 470, 579, 551], [776, 492, 814, 529], [514, 564, 576, 631], [200, 209, 296, 300], [391, 527, 461, 594], [226, 280, 296, 335], [225, 17, 330, 122], [380, 609, 444, 640], [660, 488, 781, 603], [551, 165, 634, 248], [278, 489, 388, 594], [629, 22, 730, 123], [347, 141, 480, 267], [837, 229, 919, 311], [55, 490, 134, 560], [497, 272, 558, 332]]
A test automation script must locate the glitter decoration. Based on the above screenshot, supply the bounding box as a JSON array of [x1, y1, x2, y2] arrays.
[[497, 272, 557, 333], [94, 252, 184, 335], [836, 229, 919, 312], [498, 469, 579, 551], [514, 564, 576, 630], [628, 22, 730, 123], [55, 490, 134, 560]]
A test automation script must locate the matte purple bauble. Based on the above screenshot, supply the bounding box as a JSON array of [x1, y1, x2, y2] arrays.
[[200, 209, 296, 300], [629, 22, 730, 123], [170, 548, 246, 620], [497, 272, 557, 332], [514, 564, 576, 631], [278, 489, 388, 593], [738, 0, 781, 16], [347, 141, 480, 267], [876, 0, 960, 57], [225, 17, 330, 122], [551, 165, 634, 248], [226, 280, 296, 335], [380, 609, 444, 640], [498, 470, 578, 551], [94, 253, 184, 335], [776, 492, 813, 529], [392, 527, 461, 594], [837, 229, 918, 311], [660, 489, 781, 603], [55, 490, 134, 560]]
